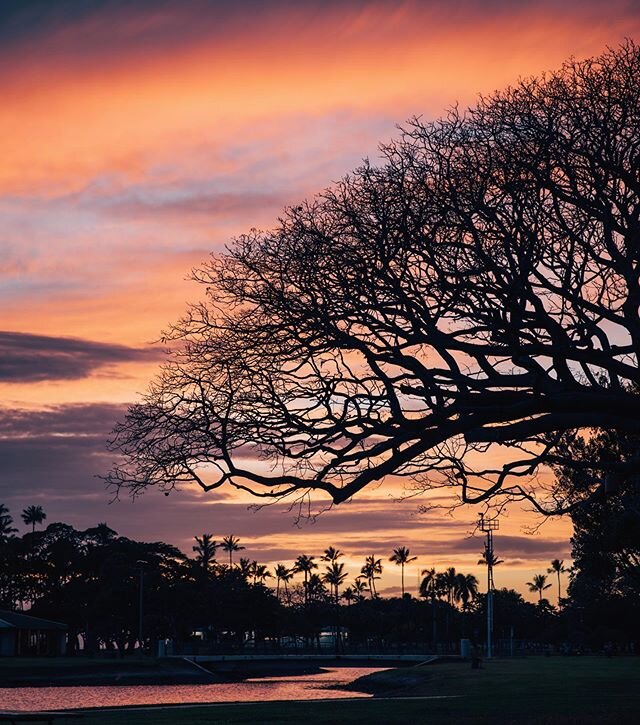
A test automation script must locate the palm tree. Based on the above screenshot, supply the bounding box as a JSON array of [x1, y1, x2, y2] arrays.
[[419, 568, 439, 599], [478, 547, 504, 568], [21, 505, 46, 534], [455, 572, 479, 610], [547, 559, 567, 606], [389, 546, 417, 598], [321, 546, 343, 563], [0, 504, 17, 543], [527, 573, 552, 603], [323, 560, 348, 654], [250, 562, 272, 585], [237, 557, 253, 580], [293, 554, 318, 604], [274, 564, 294, 602], [360, 555, 383, 598], [221, 535, 244, 567], [192, 534, 217, 570], [84, 522, 117, 546], [440, 567, 459, 606], [434, 567, 460, 639], [342, 587, 356, 605], [323, 561, 348, 604], [352, 578, 368, 602], [306, 573, 327, 603], [419, 567, 442, 644]]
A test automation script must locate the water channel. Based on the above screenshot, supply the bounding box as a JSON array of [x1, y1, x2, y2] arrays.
[[0, 666, 384, 711]]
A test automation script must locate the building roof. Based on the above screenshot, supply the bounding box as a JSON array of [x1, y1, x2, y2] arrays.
[[0, 609, 67, 630]]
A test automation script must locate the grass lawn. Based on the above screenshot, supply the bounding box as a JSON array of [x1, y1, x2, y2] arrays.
[[0, 656, 156, 672], [0, 655, 202, 687], [43, 656, 640, 724]]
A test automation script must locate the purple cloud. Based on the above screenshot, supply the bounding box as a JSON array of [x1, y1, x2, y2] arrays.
[[0, 331, 163, 382]]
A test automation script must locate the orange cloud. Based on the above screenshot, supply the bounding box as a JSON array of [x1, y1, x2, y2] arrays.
[[2, 2, 638, 193]]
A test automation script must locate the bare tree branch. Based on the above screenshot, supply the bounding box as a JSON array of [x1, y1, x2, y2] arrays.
[[107, 42, 640, 516]]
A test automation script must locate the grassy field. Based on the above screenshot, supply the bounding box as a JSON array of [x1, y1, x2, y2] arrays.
[[37, 656, 640, 724]]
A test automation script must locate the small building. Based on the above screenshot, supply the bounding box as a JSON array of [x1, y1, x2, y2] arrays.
[[0, 610, 67, 656]]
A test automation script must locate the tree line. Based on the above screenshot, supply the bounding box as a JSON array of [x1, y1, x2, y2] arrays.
[[3, 494, 637, 656]]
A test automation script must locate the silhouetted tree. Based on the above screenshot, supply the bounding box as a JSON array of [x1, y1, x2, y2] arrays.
[[390, 546, 417, 598], [360, 555, 383, 598], [0, 504, 17, 543], [440, 567, 459, 607], [109, 42, 640, 518], [250, 561, 272, 585], [84, 523, 117, 547], [419, 567, 442, 643], [556, 427, 640, 646], [323, 561, 348, 604], [455, 572, 479, 610], [342, 586, 356, 605], [274, 564, 293, 602], [237, 557, 253, 580], [352, 578, 368, 603], [192, 534, 217, 571], [221, 535, 244, 567], [306, 573, 328, 604], [547, 559, 567, 607], [21, 505, 46, 534], [478, 547, 504, 569], [293, 554, 318, 605], [527, 574, 552, 603], [321, 547, 343, 564]]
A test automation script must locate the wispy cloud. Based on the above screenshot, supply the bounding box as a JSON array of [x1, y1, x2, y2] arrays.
[[0, 331, 162, 382]]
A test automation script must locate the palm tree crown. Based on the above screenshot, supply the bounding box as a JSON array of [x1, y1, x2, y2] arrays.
[[306, 573, 327, 602], [441, 567, 459, 606], [360, 555, 383, 598], [527, 573, 552, 602], [22, 505, 46, 534], [294, 554, 318, 604], [455, 572, 479, 609], [352, 578, 368, 602], [321, 546, 343, 563], [192, 534, 218, 570], [237, 557, 253, 579], [419, 568, 441, 601], [547, 559, 567, 606], [274, 564, 294, 602], [221, 535, 244, 567], [323, 561, 348, 603], [250, 561, 272, 585], [478, 547, 504, 568]]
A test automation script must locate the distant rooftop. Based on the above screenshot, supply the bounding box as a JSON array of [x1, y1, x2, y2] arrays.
[[0, 609, 67, 630]]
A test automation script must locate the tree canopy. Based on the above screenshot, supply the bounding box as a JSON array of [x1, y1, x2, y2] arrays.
[[108, 42, 640, 516]]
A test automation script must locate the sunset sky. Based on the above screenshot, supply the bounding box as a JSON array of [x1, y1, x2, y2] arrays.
[[2, 0, 639, 600]]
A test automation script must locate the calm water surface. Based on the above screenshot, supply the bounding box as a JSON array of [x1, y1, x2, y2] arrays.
[[1, 666, 383, 711]]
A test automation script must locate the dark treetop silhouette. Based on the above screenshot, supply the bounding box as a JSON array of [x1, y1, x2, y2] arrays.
[[108, 42, 640, 516]]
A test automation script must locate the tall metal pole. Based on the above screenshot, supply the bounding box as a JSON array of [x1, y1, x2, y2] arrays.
[[479, 515, 498, 659], [487, 527, 493, 659], [137, 561, 145, 652]]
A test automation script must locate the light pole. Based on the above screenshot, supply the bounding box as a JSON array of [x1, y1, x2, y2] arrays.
[[136, 560, 147, 653], [479, 514, 499, 659]]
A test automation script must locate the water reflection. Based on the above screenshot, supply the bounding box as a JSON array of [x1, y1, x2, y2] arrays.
[[1, 666, 382, 712]]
